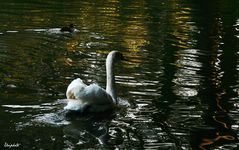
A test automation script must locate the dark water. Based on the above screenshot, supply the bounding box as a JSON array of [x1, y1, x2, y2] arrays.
[[0, 0, 239, 149]]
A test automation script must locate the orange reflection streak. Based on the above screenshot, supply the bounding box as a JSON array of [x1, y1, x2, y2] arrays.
[[199, 132, 235, 150], [207, 17, 228, 113], [212, 116, 229, 129], [215, 90, 227, 112]]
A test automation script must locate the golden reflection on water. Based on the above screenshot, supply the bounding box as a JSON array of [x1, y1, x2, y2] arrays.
[[120, 1, 148, 68], [169, 2, 197, 49], [62, 0, 148, 69], [1, 0, 239, 149], [121, 22, 147, 67]]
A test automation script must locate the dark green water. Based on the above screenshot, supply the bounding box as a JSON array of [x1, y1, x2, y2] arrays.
[[0, 0, 239, 149]]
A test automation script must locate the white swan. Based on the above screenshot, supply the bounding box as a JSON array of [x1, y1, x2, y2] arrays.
[[64, 51, 125, 113]]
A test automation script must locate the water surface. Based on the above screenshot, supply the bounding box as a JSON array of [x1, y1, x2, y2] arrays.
[[0, 0, 239, 149]]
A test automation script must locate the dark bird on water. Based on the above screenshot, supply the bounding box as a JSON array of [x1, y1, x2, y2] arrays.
[[60, 24, 75, 32]]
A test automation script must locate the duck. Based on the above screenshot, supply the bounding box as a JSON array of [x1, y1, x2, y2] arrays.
[[60, 23, 75, 32], [64, 51, 125, 113]]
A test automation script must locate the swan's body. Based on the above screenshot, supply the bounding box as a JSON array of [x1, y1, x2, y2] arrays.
[[64, 51, 124, 112]]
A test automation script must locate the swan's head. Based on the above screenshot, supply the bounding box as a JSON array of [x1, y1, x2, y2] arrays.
[[107, 51, 125, 64]]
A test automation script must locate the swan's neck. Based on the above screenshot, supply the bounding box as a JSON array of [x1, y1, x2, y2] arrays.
[[106, 55, 117, 104]]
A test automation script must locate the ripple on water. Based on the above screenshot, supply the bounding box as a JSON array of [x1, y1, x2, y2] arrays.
[[25, 28, 80, 34], [6, 30, 19, 33], [33, 112, 70, 126], [2, 100, 69, 128], [2, 104, 53, 111], [173, 49, 207, 98]]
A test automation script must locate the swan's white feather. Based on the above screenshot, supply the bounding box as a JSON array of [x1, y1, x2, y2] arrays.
[[64, 51, 123, 113], [66, 78, 86, 100], [65, 78, 114, 112]]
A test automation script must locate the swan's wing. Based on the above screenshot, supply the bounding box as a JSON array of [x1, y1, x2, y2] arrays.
[[83, 84, 114, 105], [80, 84, 114, 112], [65, 79, 114, 112], [64, 99, 90, 112], [66, 78, 87, 99]]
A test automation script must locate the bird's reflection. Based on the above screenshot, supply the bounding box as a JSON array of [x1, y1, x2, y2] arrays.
[[63, 110, 116, 146]]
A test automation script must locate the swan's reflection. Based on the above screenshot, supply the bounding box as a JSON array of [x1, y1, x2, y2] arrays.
[[63, 110, 116, 146]]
